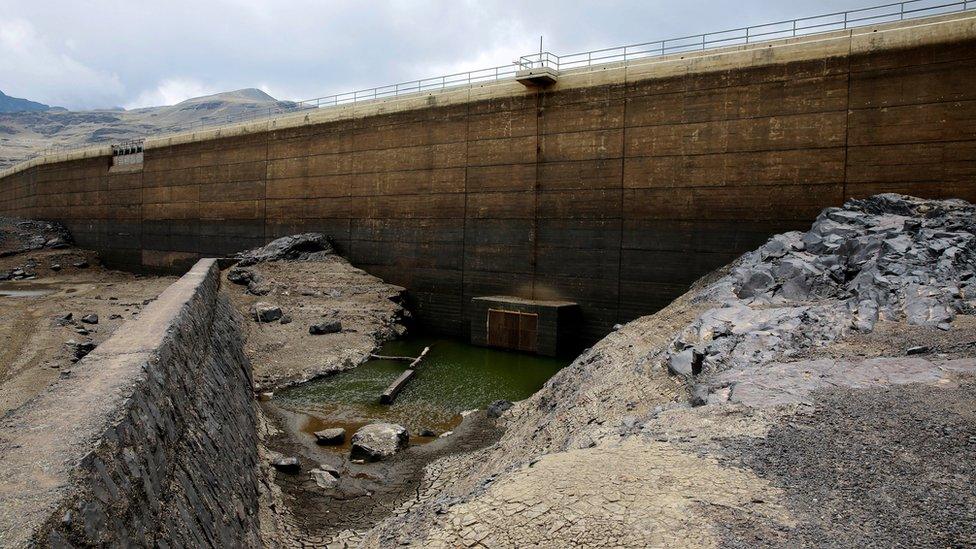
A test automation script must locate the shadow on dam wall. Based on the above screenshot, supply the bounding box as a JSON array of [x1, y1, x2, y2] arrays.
[[2, 12, 976, 344]]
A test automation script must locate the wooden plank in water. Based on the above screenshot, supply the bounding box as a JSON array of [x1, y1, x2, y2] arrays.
[[380, 369, 415, 404], [378, 346, 431, 405], [409, 346, 431, 369]]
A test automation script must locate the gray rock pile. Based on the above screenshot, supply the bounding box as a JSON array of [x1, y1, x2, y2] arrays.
[[228, 233, 335, 294], [235, 233, 333, 267], [0, 218, 73, 258], [665, 194, 975, 377]]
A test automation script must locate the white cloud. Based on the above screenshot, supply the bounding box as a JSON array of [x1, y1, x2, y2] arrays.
[[0, 0, 888, 110], [125, 78, 220, 109], [0, 17, 124, 109]]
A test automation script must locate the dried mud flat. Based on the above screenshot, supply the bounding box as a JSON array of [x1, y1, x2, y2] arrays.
[[0, 218, 174, 416]]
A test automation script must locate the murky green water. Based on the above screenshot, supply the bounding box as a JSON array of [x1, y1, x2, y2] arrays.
[[277, 336, 568, 437]]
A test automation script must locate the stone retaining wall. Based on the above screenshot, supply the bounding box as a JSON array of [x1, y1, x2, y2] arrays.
[[0, 259, 261, 547]]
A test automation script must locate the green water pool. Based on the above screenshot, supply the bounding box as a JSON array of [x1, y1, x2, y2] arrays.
[[277, 336, 569, 436]]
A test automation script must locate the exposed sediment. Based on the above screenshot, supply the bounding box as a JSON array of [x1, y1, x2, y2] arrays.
[[223, 233, 409, 391], [0, 218, 175, 415]]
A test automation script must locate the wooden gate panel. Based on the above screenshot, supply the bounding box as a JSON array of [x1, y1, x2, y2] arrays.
[[487, 309, 538, 352]]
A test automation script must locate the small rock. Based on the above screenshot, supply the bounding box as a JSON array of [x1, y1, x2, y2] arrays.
[[45, 237, 69, 249], [486, 400, 513, 418], [72, 260, 89, 269], [313, 428, 346, 445], [668, 348, 704, 376], [906, 345, 930, 356], [50, 264, 61, 272], [226, 267, 254, 285], [251, 302, 283, 323], [109, 314, 122, 320], [279, 314, 292, 325], [350, 423, 409, 461], [257, 392, 274, 401], [439, 431, 454, 438], [55, 312, 73, 325], [65, 339, 96, 360], [310, 468, 339, 489], [690, 385, 710, 407], [271, 456, 300, 473], [309, 320, 342, 335], [420, 428, 437, 437], [81, 314, 98, 325]]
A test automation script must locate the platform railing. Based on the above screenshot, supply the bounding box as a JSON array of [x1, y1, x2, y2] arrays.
[[6, 0, 973, 172]]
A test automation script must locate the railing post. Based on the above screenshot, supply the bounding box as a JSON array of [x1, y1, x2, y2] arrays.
[[745, 27, 750, 43], [900, 2, 905, 19], [844, 11, 848, 28], [793, 20, 797, 36]]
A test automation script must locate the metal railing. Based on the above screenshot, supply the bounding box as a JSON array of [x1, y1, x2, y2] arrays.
[[5, 0, 973, 173], [518, 0, 971, 69]]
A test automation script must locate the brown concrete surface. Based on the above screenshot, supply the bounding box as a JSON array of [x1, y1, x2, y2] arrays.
[[1, 12, 976, 345]]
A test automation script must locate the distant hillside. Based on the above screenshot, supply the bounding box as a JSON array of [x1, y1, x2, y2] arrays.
[[0, 91, 51, 113], [0, 88, 302, 170]]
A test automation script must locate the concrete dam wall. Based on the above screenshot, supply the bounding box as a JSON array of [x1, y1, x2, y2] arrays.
[[2, 13, 976, 342], [0, 260, 261, 547]]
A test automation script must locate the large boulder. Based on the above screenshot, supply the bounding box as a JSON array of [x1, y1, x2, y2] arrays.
[[350, 423, 409, 461]]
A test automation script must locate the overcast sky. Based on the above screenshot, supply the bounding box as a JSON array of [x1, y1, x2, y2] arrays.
[[2, 0, 891, 110]]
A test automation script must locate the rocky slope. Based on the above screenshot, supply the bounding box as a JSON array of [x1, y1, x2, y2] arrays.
[[0, 88, 302, 169], [356, 194, 976, 547]]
